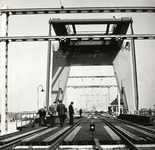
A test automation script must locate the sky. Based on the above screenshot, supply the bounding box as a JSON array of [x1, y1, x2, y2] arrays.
[[0, 0, 155, 113]]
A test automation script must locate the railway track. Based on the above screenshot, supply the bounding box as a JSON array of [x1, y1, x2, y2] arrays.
[[0, 115, 155, 150], [117, 116, 155, 135], [0, 117, 84, 150], [99, 117, 140, 150], [0, 127, 48, 149], [99, 116, 155, 150]]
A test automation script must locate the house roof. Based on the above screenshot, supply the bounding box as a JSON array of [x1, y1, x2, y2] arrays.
[[110, 98, 124, 105]]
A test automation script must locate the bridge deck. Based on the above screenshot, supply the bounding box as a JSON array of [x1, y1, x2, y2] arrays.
[[0, 115, 155, 149]]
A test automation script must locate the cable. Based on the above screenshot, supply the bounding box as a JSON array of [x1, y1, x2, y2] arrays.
[[81, 79, 89, 101], [97, 80, 102, 101], [59, 0, 64, 9], [92, 79, 99, 95]]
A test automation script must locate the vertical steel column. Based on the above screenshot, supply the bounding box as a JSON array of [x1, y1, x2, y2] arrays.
[[121, 79, 125, 113], [92, 87, 94, 110], [64, 87, 68, 106], [113, 65, 123, 111], [61, 67, 71, 104], [105, 95, 108, 112], [0, 5, 9, 135], [74, 87, 77, 109], [113, 65, 122, 99], [58, 80, 62, 101], [45, 19, 53, 113], [130, 22, 139, 111], [117, 89, 120, 115], [107, 86, 110, 106]]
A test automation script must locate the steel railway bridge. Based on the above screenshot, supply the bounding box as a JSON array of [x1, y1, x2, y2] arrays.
[[0, 6, 155, 136]]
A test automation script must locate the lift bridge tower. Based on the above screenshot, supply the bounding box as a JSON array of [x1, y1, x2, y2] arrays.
[[50, 17, 132, 112]]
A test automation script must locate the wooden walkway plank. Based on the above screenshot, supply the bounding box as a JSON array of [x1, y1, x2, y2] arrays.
[[1, 127, 47, 142], [64, 126, 81, 142], [104, 126, 121, 141], [43, 126, 71, 142], [115, 126, 143, 141], [22, 127, 58, 142]]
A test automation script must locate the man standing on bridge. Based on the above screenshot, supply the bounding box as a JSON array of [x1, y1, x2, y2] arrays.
[[69, 102, 74, 125], [57, 100, 66, 127]]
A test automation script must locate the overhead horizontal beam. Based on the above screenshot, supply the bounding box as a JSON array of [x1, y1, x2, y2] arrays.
[[80, 94, 104, 96], [50, 18, 132, 24], [69, 76, 115, 78], [0, 34, 155, 42], [0, 7, 155, 15], [67, 85, 117, 88]]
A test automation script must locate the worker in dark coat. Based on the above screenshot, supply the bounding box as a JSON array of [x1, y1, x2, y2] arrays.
[[79, 108, 82, 117], [37, 107, 46, 126], [57, 100, 66, 127], [69, 102, 74, 125]]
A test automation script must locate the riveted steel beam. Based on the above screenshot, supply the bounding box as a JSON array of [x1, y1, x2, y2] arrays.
[[68, 76, 115, 78], [0, 34, 155, 42], [67, 85, 117, 88], [0, 7, 155, 15]]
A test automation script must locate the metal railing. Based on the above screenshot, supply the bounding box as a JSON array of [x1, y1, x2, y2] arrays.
[[15, 112, 37, 130], [134, 110, 155, 116]]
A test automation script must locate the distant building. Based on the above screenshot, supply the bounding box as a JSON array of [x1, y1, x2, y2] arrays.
[[110, 98, 124, 115]]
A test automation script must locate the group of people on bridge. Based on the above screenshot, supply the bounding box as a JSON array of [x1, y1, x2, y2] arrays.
[[37, 100, 82, 127]]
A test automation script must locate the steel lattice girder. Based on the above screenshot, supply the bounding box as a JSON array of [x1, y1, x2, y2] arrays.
[[0, 7, 155, 15], [0, 34, 155, 42]]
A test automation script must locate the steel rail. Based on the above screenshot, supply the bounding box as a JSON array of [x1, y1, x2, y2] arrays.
[[0, 127, 48, 150], [99, 117, 140, 150], [46, 118, 85, 150], [117, 118, 155, 135], [0, 34, 155, 42], [0, 137, 24, 150], [0, 7, 155, 15]]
